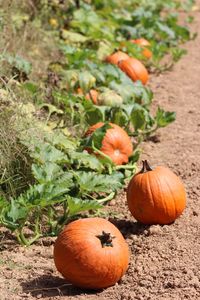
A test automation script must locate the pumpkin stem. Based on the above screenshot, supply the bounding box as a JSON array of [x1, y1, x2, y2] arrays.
[[140, 160, 153, 173], [96, 231, 115, 248]]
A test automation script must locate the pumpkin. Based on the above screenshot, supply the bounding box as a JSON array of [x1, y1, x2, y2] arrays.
[[85, 122, 133, 165], [118, 57, 149, 85], [77, 88, 98, 105], [130, 38, 152, 59], [106, 51, 130, 65], [127, 160, 186, 225], [54, 217, 129, 290]]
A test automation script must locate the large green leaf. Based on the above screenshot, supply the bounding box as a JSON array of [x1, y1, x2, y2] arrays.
[[67, 197, 102, 216], [75, 171, 123, 194]]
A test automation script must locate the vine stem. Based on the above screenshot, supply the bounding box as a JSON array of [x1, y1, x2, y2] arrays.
[[97, 191, 115, 203]]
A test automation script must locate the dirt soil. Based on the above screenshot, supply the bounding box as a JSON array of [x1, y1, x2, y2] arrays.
[[1, 5, 200, 300]]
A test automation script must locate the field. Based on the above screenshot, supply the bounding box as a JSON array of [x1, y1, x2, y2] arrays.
[[0, 1, 200, 299]]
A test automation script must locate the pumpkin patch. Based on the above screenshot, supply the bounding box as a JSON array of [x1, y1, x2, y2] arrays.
[[0, 1, 197, 298]]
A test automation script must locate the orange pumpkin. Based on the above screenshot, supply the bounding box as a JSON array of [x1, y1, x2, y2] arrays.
[[130, 38, 152, 59], [127, 160, 186, 225], [77, 88, 98, 105], [86, 89, 98, 104], [118, 57, 149, 85], [106, 51, 130, 65], [54, 217, 130, 290], [86, 122, 133, 165]]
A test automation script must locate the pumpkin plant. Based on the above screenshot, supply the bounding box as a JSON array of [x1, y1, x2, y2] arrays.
[[85, 122, 133, 165], [127, 160, 186, 225], [118, 58, 149, 85], [54, 217, 130, 289]]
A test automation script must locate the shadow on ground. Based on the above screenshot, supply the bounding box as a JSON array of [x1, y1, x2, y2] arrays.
[[21, 274, 104, 298], [108, 217, 150, 238]]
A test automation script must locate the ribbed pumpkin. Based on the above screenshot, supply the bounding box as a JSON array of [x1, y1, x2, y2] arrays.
[[130, 38, 152, 59], [106, 51, 130, 65], [127, 160, 186, 225], [54, 217, 130, 290], [86, 122, 133, 165], [118, 57, 149, 85], [77, 88, 98, 105]]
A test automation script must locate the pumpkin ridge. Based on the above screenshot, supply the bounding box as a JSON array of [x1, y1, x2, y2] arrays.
[[123, 61, 137, 81], [154, 171, 170, 223], [147, 171, 155, 212], [162, 174, 179, 220]]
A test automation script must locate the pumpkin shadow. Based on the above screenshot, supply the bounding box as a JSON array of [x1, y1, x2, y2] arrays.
[[108, 217, 150, 238], [21, 274, 105, 298]]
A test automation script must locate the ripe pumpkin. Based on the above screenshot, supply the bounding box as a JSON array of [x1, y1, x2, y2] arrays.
[[127, 160, 186, 225], [77, 88, 98, 105], [106, 51, 130, 65], [86, 122, 133, 165], [118, 58, 149, 85], [130, 38, 152, 59], [54, 217, 130, 290]]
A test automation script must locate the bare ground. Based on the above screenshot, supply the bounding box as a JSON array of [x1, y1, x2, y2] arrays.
[[0, 4, 200, 300]]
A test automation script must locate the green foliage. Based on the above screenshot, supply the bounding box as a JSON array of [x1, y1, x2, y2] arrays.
[[0, 0, 195, 245]]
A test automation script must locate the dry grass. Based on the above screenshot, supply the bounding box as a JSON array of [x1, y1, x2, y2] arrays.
[[0, 102, 33, 199], [0, 0, 62, 199]]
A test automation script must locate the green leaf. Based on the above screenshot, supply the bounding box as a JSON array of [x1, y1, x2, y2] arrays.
[[61, 29, 88, 43], [32, 163, 63, 183], [67, 197, 102, 216], [130, 105, 148, 131], [79, 71, 96, 92], [156, 107, 176, 127], [31, 143, 67, 164], [1, 199, 28, 230], [75, 171, 123, 194], [84, 104, 105, 125], [83, 123, 112, 150], [70, 151, 103, 171], [110, 108, 128, 126]]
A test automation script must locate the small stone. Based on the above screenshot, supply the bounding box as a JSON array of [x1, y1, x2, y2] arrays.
[[147, 225, 163, 235], [193, 210, 198, 216], [109, 200, 116, 206]]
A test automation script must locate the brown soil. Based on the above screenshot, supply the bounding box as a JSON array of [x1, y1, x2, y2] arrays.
[[1, 5, 200, 300]]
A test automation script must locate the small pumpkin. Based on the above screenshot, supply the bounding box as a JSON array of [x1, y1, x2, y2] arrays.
[[127, 160, 186, 225], [106, 51, 130, 65], [86, 122, 133, 165], [77, 88, 98, 105], [118, 57, 149, 85], [130, 38, 152, 59], [54, 217, 130, 290]]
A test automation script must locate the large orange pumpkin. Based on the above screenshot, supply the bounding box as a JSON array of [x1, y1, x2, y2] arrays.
[[86, 122, 133, 165], [127, 160, 186, 225], [54, 217, 130, 290], [118, 57, 149, 85], [130, 38, 152, 59], [106, 51, 130, 65]]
